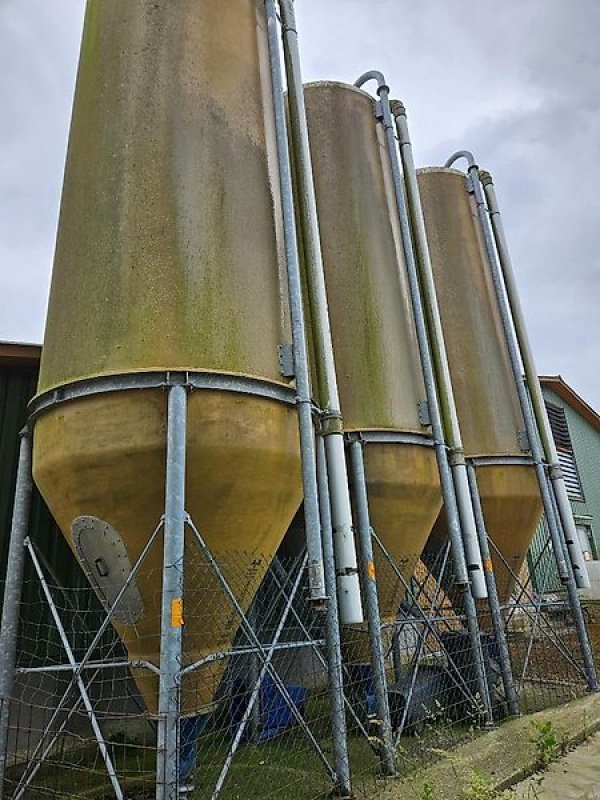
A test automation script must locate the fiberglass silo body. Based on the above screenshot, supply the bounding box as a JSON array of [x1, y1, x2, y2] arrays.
[[33, 0, 302, 715], [303, 83, 442, 639], [417, 168, 542, 601]]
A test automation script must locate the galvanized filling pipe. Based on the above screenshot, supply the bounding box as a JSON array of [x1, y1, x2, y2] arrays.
[[264, 0, 326, 606], [445, 151, 597, 689], [0, 430, 33, 800], [480, 170, 591, 590], [391, 102, 520, 713], [279, 0, 363, 625], [379, 97, 487, 601], [443, 152, 570, 588], [266, 4, 353, 791], [353, 73, 492, 725]]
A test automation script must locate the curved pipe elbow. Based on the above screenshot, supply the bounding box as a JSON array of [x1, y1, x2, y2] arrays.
[[354, 70, 389, 95], [445, 150, 477, 170]]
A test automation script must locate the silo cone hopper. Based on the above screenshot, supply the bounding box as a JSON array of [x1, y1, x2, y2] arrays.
[[31, 0, 302, 716], [302, 82, 442, 662], [417, 168, 542, 603]]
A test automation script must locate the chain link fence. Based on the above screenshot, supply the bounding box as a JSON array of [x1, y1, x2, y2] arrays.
[[0, 514, 593, 799]]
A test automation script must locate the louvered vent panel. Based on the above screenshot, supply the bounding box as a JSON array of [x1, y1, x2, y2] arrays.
[[545, 401, 585, 501]]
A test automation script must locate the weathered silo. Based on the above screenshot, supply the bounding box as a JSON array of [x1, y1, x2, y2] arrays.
[[417, 168, 542, 601], [303, 82, 442, 653], [32, 0, 302, 715]]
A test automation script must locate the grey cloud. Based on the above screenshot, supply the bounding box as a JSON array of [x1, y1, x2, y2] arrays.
[[1, 1, 599, 406]]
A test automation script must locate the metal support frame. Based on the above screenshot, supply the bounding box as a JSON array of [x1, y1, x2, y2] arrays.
[[0, 431, 33, 800], [186, 516, 336, 783], [392, 542, 452, 742], [6, 512, 340, 799], [370, 532, 490, 732], [10, 519, 163, 800], [445, 150, 597, 690], [466, 463, 520, 717], [6, 516, 341, 800], [26, 540, 124, 799], [210, 553, 308, 800], [488, 538, 587, 679], [352, 74, 492, 726], [347, 440, 395, 776]]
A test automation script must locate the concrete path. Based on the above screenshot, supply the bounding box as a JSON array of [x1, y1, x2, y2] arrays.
[[367, 691, 600, 800], [509, 731, 600, 799]]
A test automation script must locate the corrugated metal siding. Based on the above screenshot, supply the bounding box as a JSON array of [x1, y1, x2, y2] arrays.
[[0, 362, 108, 664]]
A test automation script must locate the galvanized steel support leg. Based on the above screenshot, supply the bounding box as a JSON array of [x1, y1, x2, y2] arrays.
[[347, 440, 395, 776], [26, 540, 124, 800], [0, 430, 32, 800], [156, 384, 188, 800], [387, 100, 487, 599], [316, 436, 352, 797], [351, 81, 492, 726], [461, 585, 495, 726], [279, 0, 363, 625], [466, 464, 520, 717]]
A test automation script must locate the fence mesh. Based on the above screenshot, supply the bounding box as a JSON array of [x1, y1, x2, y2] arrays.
[[0, 512, 594, 800]]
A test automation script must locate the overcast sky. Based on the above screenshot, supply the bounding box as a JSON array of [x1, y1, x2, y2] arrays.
[[1, 1, 599, 406]]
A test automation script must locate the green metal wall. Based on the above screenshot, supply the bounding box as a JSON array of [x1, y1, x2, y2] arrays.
[[528, 386, 600, 593]]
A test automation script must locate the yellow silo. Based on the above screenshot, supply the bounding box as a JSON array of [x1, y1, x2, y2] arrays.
[[417, 168, 542, 602], [32, 0, 302, 715], [303, 83, 442, 656]]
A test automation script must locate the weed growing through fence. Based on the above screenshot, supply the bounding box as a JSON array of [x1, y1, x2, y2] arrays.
[[529, 719, 568, 769]]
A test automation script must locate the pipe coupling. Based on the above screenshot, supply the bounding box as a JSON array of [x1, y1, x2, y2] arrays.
[[548, 464, 563, 481], [320, 410, 344, 436], [390, 99, 406, 118], [479, 170, 494, 187], [448, 447, 466, 467]]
